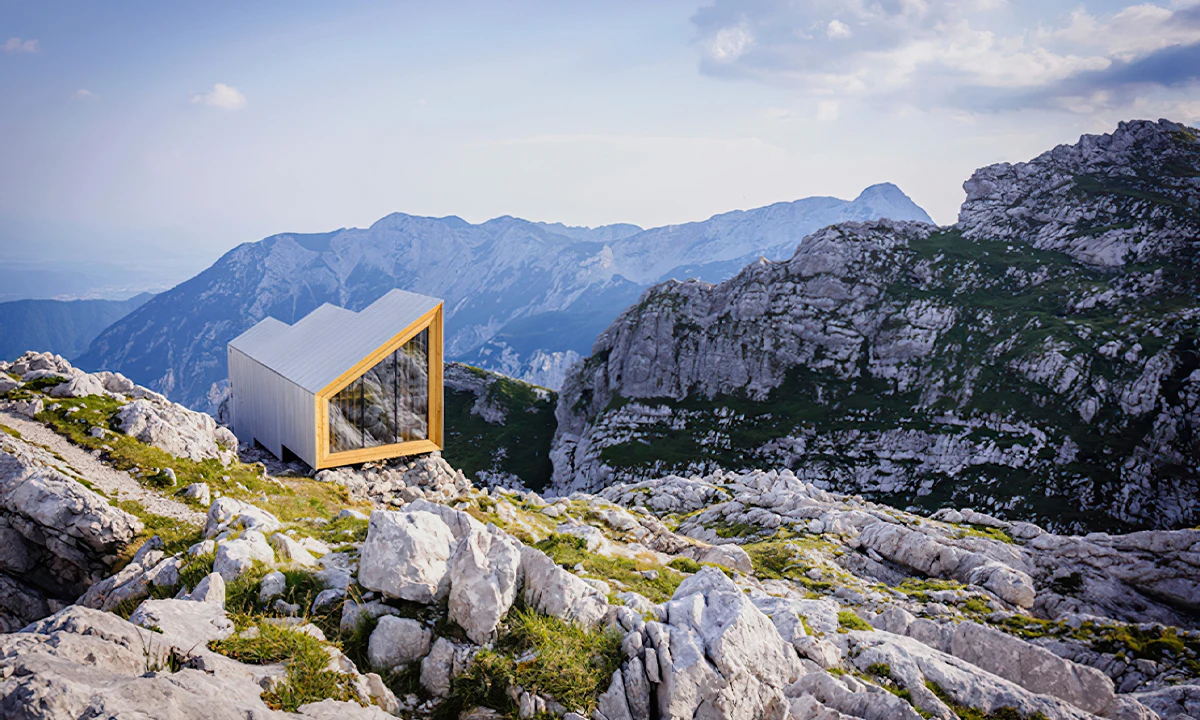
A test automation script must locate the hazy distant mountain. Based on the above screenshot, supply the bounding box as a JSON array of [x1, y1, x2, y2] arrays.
[[0, 293, 154, 361], [77, 184, 932, 411]]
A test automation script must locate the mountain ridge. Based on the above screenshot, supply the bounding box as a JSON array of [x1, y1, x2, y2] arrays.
[[0, 293, 154, 362], [549, 119, 1200, 534], [76, 184, 932, 410]]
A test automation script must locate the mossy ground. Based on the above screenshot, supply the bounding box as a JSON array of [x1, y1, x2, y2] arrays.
[[837, 609, 873, 632]]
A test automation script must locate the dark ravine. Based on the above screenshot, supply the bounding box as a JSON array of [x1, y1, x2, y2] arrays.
[[551, 119, 1200, 534]]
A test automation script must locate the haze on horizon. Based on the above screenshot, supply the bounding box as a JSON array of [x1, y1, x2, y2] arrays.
[[2, 0, 1199, 299]]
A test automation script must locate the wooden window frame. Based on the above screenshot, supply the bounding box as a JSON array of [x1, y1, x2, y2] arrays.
[[313, 304, 443, 468]]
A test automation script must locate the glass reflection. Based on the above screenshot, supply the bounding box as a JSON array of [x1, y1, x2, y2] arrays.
[[328, 329, 430, 453]]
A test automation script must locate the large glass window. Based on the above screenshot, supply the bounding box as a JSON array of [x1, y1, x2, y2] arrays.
[[328, 329, 429, 453]]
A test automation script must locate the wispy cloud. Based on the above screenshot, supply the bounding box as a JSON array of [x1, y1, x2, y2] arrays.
[[4, 37, 38, 53], [190, 83, 247, 110], [75, 89, 95, 99], [691, 0, 1200, 114]]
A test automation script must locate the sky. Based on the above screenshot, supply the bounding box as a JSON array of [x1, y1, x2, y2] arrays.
[[2, 0, 1199, 298]]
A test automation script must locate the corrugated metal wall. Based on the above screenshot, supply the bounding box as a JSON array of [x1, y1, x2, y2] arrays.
[[228, 346, 317, 467]]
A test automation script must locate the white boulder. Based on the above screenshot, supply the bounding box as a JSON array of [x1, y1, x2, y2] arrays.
[[448, 525, 523, 644], [358, 510, 455, 603], [367, 616, 433, 671]]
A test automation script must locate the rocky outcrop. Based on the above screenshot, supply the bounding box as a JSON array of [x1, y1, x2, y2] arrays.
[[0, 604, 393, 719], [116, 396, 239, 464], [359, 509, 456, 603], [552, 120, 1200, 534], [0, 430, 142, 629], [602, 469, 1200, 629], [958, 119, 1200, 267], [448, 524, 523, 644], [316, 453, 474, 506], [2, 351, 240, 469]]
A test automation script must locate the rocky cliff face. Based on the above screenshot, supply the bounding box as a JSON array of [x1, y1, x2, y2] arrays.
[[552, 120, 1200, 534], [74, 185, 930, 410]]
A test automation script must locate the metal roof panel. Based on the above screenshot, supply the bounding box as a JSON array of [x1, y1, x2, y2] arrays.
[[227, 289, 442, 394]]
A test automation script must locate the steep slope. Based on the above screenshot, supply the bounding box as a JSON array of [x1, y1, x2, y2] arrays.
[[77, 187, 931, 410], [552, 119, 1200, 534], [442, 362, 557, 491], [0, 293, 152, 361]]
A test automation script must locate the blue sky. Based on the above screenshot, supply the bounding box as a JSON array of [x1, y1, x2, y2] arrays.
[[2, 0, 1199, 297]]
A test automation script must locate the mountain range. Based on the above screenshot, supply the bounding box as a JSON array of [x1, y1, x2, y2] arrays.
[[76, 183, 931, 411], [550, 119, 1200, 534], [0, 293, 153, 362]]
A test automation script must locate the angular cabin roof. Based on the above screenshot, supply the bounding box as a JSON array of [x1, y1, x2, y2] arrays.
[[228, 289, 442, 394]]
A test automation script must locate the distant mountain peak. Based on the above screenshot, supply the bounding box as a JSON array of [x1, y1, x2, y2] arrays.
[[850, 182, 934, 224]]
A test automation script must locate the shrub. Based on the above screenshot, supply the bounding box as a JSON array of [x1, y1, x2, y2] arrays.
[[667, 557, 702, 573]]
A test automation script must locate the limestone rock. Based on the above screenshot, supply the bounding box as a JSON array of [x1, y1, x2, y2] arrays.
[[448, 525, 523, 644], [116, 397, 238, 464], [367, 616, 433, 671], [204, 497, 282, 539], [358, 509, 455, 603], [213, 530, 275, 581], [271, 532, 320, 567], [519, 544, 609, 627]]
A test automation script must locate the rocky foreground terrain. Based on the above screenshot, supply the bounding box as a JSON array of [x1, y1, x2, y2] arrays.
[[3, 350, 1199, 719], [552, 119, 1200, 535]]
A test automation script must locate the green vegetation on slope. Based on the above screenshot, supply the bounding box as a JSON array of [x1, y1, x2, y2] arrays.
[[443, 367, 557, 492]]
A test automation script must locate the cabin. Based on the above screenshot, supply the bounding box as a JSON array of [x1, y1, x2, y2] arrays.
[[227, 289, 444, 469]]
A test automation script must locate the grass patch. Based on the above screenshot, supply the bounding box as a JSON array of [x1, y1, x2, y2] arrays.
[[0, 423, 22, 439], [534, 533, 685, 603], [667, 557, 702, 574], [745, 541, 806, 581], [439, 607, 622, 718], [955, 524, 1015, 544], [112, 500, 205, 569], [837, 610, 873, 633], [210, 619, 361, 712], [35, 395, 272, 500], [897, 577, 965, 602]]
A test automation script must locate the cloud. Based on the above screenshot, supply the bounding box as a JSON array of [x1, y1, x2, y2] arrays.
[[75, 89, 95, 99], [690, 0, 1200, 113], [826, 20, 852, 39], [707, 22, 754, 62], [191, 83, 247, 110], [4, 37, 38, 53]]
